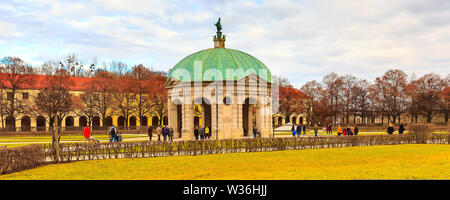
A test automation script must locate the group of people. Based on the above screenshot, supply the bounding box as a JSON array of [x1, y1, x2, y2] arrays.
[[387, 123, 405, 134], [83, 125, 122, 143], [147, 125, 174, 141], [335, 125, 359, 136], [108, 125, 122, 142], [291, 123, 307, 137], [194, 126, 211, 140]]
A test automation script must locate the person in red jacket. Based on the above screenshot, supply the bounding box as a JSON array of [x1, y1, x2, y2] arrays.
[[84, 126, 92, 142]]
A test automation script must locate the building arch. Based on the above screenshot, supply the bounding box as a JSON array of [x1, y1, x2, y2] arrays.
[[152, 116, 159, 127], [21, 116, 31, 131], [129, 116, 137, 129], [141, 116, 148, 126], [65, 116, 74, 127], [79, 116, 88, 127], [105, 116, 113, 127], [5, 116, 15, 131], [163, 116, 168, 126], [92, 116, 101, 127], [36, 116, 46, 131], [118, 116, 125, 127]]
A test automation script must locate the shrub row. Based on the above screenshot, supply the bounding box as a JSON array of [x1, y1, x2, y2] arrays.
[[0, 144, 46, 175], [43, 133, 449, 163]]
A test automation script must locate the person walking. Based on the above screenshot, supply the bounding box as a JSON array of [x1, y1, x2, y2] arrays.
[[84, 126, 92, 143], [169, 127, 174, 141], [194, 126, 199, 140], [337, 124, 343, 136], [302, 124, 307, 135], [291, 123, 296, 137], [162, 125, 169, 141], [329, 124, 333, 134], [325, 124, 329, 135], [296, 124, 302, 138], [155, 126, 162, 141], [313, 124, 318, 137], [205, 126, 210, 139], [147, 126, 153, 141], [399, 123, 405, 134], [109, 125, 118, 142], [347, 125, 353, 136], [253, 125, 258, 138], [199, 126, 205, 140], [354, 125, 359, 136], [387, 123, 395, 135]]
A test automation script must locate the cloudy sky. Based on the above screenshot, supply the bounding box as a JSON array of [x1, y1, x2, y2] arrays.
[[1, 0, 449, 87]]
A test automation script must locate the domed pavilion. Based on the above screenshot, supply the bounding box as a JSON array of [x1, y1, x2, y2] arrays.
[[164, 18, 274, 140]]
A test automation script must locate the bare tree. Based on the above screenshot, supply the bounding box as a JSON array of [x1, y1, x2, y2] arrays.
[[0, 57, 35, 131], [342, 74, 358, 123], [322, 72, 344, 124], [374, 69, 408, 123], [414, 73, 445, 123]]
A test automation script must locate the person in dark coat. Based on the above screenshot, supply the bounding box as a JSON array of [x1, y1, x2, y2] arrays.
[[329, 124, 333, 134], [169, 127, 174, 141], [253, 125, 258, 138], [354, 125, 359, 136], [296, 124, 302, 137], [302, 124, 307, 135], [147, 126, 153, 141], [194, 126, 199, 140], [162, 125, 169, 141], [387, 123, 395, 135], [200, 127, 205, 140], [347, 126, 353, 136], [399, 123, 405, 134]]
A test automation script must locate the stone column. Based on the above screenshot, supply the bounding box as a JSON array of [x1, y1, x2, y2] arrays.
[[181, 103, 194, 140]]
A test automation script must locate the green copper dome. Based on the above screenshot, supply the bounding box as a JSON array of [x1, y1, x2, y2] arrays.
[[168, 48, 272, 83]]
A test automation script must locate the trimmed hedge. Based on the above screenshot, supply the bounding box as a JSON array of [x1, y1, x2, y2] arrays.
[[43, 134, 450, 163], [0, 144, 46, 175]]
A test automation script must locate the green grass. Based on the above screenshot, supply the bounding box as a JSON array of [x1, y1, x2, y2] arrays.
[[0, 134, 149, 148], [1, 144, 449, 180]]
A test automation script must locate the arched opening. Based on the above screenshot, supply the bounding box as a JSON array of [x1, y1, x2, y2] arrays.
[[105, 116, 113, 127], [300, 116, 304, 125], [177, 104, 182, 137], [21, 116, 31, 131], [79, 116, 88, 127], [118, 116, 125, 127], [278, 117, 283, 126], [92, 116, 101, 127], [141, 116, 148, 127], [242, 97, 258, 136], [242, 99, 249, 136], [36, 116, 46, 131], [6, 116, 15, 131], [285, 116, 290, 124], [194, 116, 200, 127], [152, 116, 159, 127], [65, 116, 74, 127], [129, 116, 137, 129], [194, 98, 211, 130], [292, 116, 297, 125], [163, 116, 168, 126], [65, 116, 75, 131]]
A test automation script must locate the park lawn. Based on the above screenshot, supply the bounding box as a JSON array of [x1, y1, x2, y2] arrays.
[[0, 134, 147, 143], [0, 134, 150, 148], [1, 144, 449, 180], [275, 131, 391, 135]]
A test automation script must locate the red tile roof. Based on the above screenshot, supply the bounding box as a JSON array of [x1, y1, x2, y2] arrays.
[[0, 73, 92, 91]]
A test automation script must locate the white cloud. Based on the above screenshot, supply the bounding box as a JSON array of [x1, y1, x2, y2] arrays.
[[0, 0, 449, 88]]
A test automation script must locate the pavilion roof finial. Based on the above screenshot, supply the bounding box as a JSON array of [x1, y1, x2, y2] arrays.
[[213, 17, 226, 48]]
